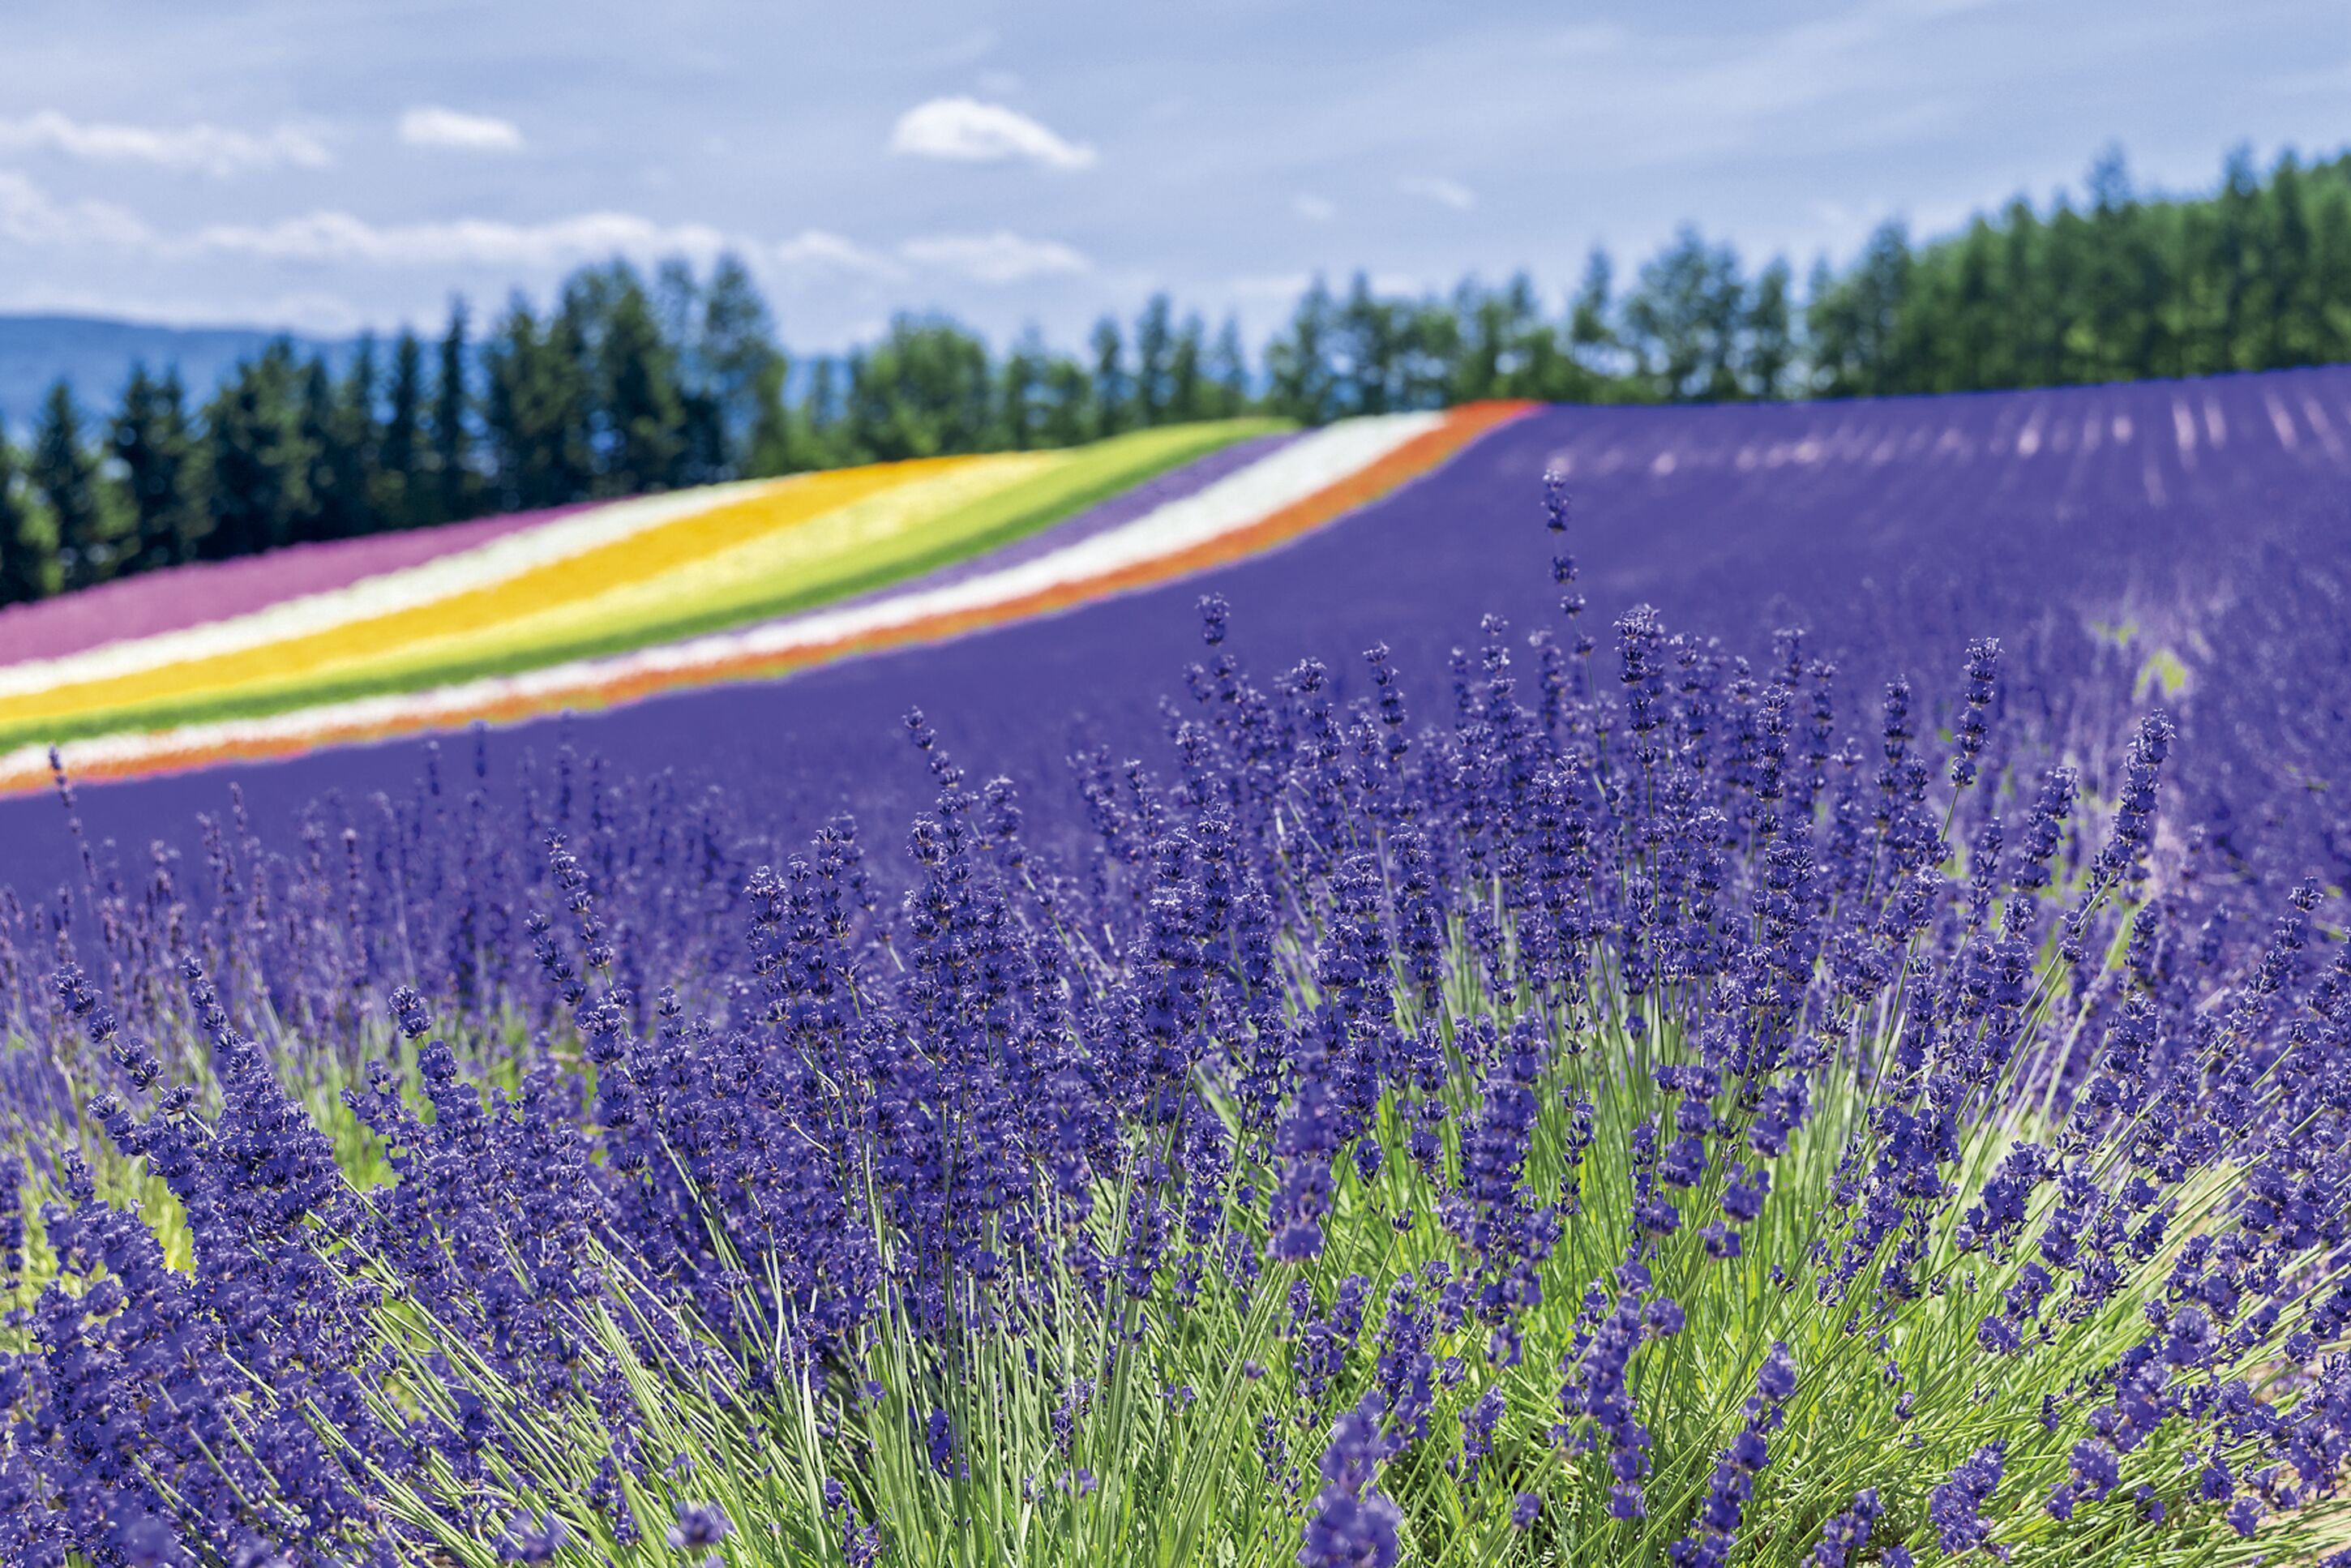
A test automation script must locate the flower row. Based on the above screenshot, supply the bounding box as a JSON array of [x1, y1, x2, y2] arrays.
[[0, 406, 1524, 793]]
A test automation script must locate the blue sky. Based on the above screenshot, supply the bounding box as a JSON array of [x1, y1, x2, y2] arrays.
[[2, 0, 2349, 351]]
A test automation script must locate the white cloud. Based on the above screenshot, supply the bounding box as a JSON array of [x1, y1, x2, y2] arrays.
[[398, 105, 525, 153], [899, 230, 1090, 283], [191, 208, 730, 268], [888, 96, 1097, 170], [0, 170, 153, 246], [0, 171, 1077, 296], [1292, 194, 1338, 222], [775, 229, 904, 277], [0, 173, 678, 268], [1398, 175, 1475, 211], [0, 109, 328, 177], [0, 281, 372, 336]]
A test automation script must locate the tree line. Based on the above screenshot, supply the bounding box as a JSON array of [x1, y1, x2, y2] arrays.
[[5, 143, 2349, 606]]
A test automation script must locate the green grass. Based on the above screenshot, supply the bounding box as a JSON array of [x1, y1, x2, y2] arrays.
[[2138, 647, 2191, 700], [8, 868, 2337, 1566], [62, 929, 2303, 1566]]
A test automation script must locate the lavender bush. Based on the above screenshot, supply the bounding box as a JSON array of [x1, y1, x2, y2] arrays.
[[3, 473, 2350, 1566]]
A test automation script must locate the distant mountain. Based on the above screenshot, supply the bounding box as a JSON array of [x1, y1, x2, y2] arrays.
[[0, 314, 846, 439], [0, 314, 358, 435]]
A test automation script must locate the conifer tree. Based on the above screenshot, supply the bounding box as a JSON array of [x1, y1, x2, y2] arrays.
[[1337, 272, 1398, 415], [1089, 318, 1129, 436], [999, 329, 1049, 451], [330, 341, 383, 537], [594, 268, 685, 494], [203, 342, 306, 559], [1208, 316, 1250, 417], [433, 302, 477, 523], [110, 365, 199, 569], [1565, 249, 1617, 395], [0, 419, 61, 606], [1133, 295, 1175, 426], [1265, 277, 1339, 425], [30, 380, 111, 588], [482, 298, 593, 512], [799, 358, 845, 473], [379, 329, 427, 529], [700, 254, 785, 476], [1167, 313, 1206, 422], [1745, 259, 1796, 400], [293, 356, 346, 544], [1039, 357, 1093, 448], [741, 354, 794, 478]]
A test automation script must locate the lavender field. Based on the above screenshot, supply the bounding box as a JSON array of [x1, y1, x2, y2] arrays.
[[3, 368, 2351, 1566], [8, 369, 2344, 898]]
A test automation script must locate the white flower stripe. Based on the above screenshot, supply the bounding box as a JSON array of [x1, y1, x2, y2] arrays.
[[5, 412, 1448, 788], [0, 479, 778, 699], [612, 412, 1445, 678]]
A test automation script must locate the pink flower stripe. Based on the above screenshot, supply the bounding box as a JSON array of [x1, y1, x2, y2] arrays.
[[0, 502, 597, 662]]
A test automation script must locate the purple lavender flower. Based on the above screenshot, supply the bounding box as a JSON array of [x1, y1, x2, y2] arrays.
[[924, 1411, 969, 1479], [824, 1480, 882, 1568], [2094, 713, 2174, 886], [1458, 1386, 1505, 1490], [3, 433, 2349, 1566], [2069, 1440, 2119, 1503], [1930, 1444, 2004, 1555], [499, 1512, 572, 1563], [1301, 1394, 1402, 1568], [1669, 1343, 1796, 1567], [117, 1517, 191, 1568], [667, 1502, 731, 1552], [1950, 638, 1999, 788], [1811, 1488, 1881, 1566]]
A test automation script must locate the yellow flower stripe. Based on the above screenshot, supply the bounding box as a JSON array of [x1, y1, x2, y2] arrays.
[[0, 452, 1034, 734], [353, 450, 1066, 683], [316, 423, 1236, 692], [0, 405, 1527, 794]]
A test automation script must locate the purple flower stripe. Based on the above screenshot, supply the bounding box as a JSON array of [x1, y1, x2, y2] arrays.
[[828, 430, 1302, 613], [11, 368, 2344, 902]]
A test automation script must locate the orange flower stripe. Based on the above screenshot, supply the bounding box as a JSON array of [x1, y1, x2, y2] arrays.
[[0, 453, 1026, 734], [2, 403, 1535, 794]]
